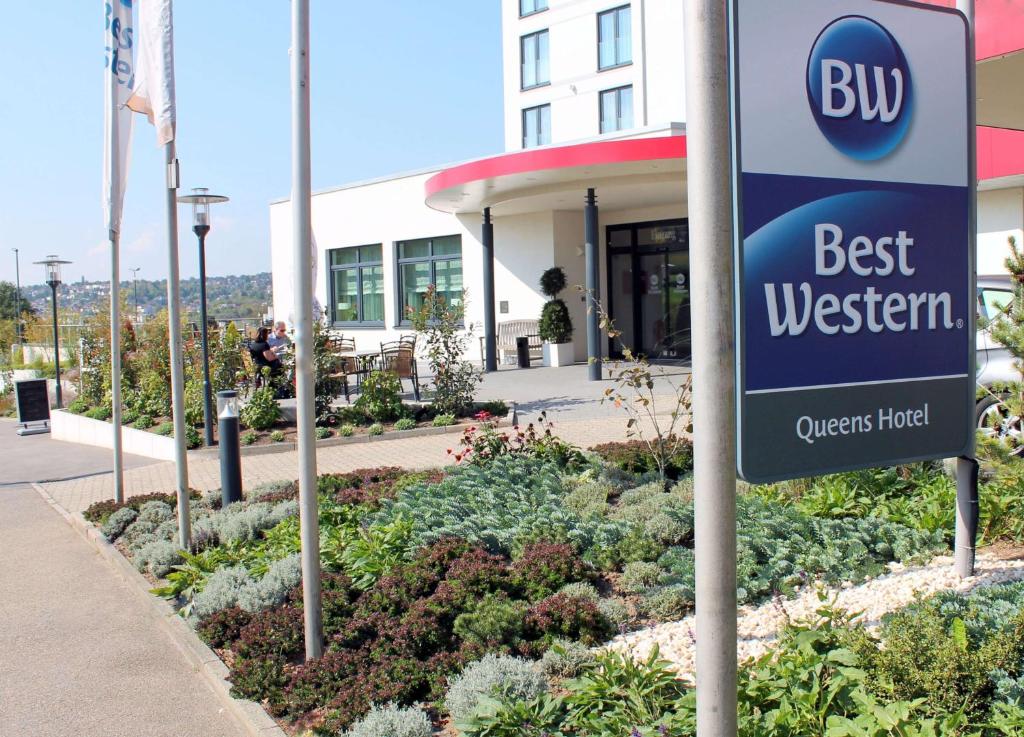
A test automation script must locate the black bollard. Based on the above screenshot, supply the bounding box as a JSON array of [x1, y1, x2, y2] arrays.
[[218, 390, 243, 506]]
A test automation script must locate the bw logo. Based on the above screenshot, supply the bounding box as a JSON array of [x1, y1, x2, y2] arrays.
[[806, 16, 913, 161]]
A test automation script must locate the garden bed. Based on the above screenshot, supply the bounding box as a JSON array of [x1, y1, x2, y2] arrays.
[[74, 422, 1017, 736]]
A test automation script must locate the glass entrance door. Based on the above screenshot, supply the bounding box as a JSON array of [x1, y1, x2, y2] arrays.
[[607, 220, 689, 360]]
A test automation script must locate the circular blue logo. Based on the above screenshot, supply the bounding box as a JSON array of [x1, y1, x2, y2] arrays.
[[806, 16, 912, 161]]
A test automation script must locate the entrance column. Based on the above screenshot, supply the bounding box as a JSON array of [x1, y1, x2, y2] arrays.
[[482, 208, 497, 372], [585, 188, 601, 380]]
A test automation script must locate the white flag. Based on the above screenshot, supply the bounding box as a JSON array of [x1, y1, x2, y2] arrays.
[[127, 0, 176, 145], [103, 0, 135, 235]]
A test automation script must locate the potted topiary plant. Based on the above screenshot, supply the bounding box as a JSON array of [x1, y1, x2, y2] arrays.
[[538, 266, 575, 367]]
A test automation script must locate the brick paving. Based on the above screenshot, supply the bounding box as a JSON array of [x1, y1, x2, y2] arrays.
[[42, 413, 676, 515]]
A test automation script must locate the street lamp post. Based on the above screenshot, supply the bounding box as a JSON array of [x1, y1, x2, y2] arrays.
[[130, 267, 141, 324], [177, 188, 230, 447], [34, 255, 72, 409]]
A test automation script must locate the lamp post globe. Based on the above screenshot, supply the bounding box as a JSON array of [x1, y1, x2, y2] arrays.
[[33, 255, 72, 409], [177, 188, 230, 446]]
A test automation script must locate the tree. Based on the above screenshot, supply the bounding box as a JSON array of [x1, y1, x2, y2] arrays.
[[0, 281, 35, 321], [983, 235, 1024, 453]]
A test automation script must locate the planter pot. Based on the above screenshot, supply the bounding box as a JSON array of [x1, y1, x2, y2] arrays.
[[542, 341, 575, 367]]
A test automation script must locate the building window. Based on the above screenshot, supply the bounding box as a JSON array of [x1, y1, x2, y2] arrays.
[[396, 235, 463, 322], [521, 30, 550, 89], [598, 5, 631, 70], [328, 244, 384, 325], [522, 104, 551, 148], [520, 0, 548, 16], [600, 85, 633, 133]]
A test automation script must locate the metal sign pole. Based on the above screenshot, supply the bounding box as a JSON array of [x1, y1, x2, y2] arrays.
[[955, 0, 979, 579], [110, 229, 125, 504], [164, 142, 191, 550], [684, 1, 737, 734], [292, 0, 324, 661]]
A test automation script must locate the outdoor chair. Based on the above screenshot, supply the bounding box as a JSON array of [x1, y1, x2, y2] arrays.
[[325, 336, 372, 402], [380, 341, 420, 401]]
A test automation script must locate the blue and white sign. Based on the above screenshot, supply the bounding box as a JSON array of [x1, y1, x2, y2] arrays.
[[729, 0, 972, 482]]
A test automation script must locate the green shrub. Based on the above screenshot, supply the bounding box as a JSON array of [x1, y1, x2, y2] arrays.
[[354, 370, 405, 423], [539, 298, 573, 344], [67, 397, 89, 414], [557, 581, 599, 601], [393, 417, 416, 431], [591, 438, 694, 480], [621, 560, 665, 594], [345, 702, 433, 737], [84, 405, 112, 421], [540, 639, 596, 679], [241, 430, 257, 446], [100, 507, 138, 541], [339, 424, 356, 437], [269, 430, 285, 443], [372, 456, 629, 558], [562, 480, 612, 518], [561, 647, 689, 736], [477, 400, 509, 417], [184, 378, 205, 428], [452, 594, 528, 649], [640, 585, 693, 620], [538, 267, 573, 344], [865, 599, 1024, 720], [432, 413, 457, 427], [444, 653, 548, 724], [523, 593, 614, 653], [133, 414, 154, 430], [315, 426, 331, 440], [732, 494, 944, 603], [510, 541, 593, 600], [135, 539, 183, 578], [185, 424, 202, 449], [597, 598, 630, 630], [368, 422, 384, 436], [456, 694, 566, 737], [154, 421, 174, 436], [196, 606, 251, 649], [240, 386, 280, 431]]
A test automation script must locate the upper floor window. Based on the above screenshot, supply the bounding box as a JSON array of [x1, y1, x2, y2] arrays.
[[396, 235, 463, 323], [521, 30, 550, 89], [598, 5, 631, 70], [520, 0, 548, 16], [522, 104, 551, 148], [328, 244, 384, 325], [600, 85, 633, 133]]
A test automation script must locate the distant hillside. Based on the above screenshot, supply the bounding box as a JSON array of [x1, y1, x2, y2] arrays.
[[24, 272, 273, 321]]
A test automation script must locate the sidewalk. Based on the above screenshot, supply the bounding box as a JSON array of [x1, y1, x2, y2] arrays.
[[0, 430, 251, 737], [41, 412, 666, 515]]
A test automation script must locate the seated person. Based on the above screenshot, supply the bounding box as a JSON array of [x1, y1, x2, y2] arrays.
[[268, 320, 291, 351], [250, 326, 285, 383]]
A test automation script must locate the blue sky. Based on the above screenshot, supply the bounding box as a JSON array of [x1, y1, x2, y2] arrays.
[[0, 2, 503, 287]]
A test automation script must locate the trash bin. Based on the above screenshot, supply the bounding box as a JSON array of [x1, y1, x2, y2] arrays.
[[516, 336, 531, 368]]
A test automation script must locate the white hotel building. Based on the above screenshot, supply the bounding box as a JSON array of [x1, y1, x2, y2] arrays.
[[271, 0, 1024, 367]]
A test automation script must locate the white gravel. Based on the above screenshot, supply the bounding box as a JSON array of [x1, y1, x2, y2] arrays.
[[608, 553, 1024, 679]]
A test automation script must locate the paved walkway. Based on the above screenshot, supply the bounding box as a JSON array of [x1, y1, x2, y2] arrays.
[[41, 409, 681, 515], [0, 428, 250, 737]]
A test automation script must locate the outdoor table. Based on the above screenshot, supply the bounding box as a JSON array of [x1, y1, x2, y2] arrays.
[[335, 349, 379, 386]]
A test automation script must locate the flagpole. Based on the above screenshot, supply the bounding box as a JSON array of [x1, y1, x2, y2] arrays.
[[292, 0, 323, 661], [110, 229, 125, 504], [164, 142, 190, 549]]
